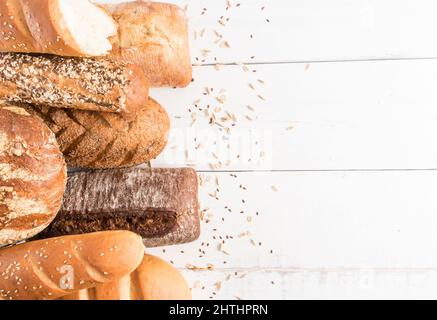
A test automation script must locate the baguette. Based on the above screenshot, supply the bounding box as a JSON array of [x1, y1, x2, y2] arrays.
[[36, 168, 200, 248], [0, 231, 145, 300], [104, 1, 192, 88], [0, 53, 148, 113], [61, 254, 191, 300], [0, 0, 117, 57], [0, 105, 66, 247], [25, 98, 169, 169]]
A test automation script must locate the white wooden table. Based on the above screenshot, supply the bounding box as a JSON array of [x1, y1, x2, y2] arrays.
[[100, 0, 437, 299]]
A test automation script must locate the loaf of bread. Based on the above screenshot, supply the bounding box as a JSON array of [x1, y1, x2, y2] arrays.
[[0, 231, 145, 300], [36, 168, 200, 247], [104, 1, 192, 88], [0, 53, 148, 113], [61, 254, 191, 300], [0, 105, 66, 247], [25, 97, 169, 169], [0, 0, 117, 56]]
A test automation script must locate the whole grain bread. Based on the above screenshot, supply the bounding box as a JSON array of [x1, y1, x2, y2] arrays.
[[0, 105, 66, 247], [25, 98, 169, 169], [36, 168, 200, 247], [104, 1, 192, 88], [0, 53, 149, 113]]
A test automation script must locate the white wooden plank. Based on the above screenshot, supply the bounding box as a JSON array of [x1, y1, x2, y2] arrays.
[[183, 269, 437, 300], [149, 171, 437, 269], [152, 60, 437, 171], [98, 0, 437, 63]]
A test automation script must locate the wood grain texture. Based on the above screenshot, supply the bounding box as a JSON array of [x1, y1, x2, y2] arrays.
[[181, 269, 437, 300], [148, 171, 437, 270], [96, 0, 437, 299], [99, 0, 437, 64], [151, 60, 437, 171]]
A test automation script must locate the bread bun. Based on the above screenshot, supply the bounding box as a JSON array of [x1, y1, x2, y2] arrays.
[[0, 105, 67, 246], [133, 254, 192, 300], [61, 254, 192, 300]]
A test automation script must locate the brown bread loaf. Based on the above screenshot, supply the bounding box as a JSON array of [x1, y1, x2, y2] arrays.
[[0, 53, 149, 113], [0, 231, 145, 300], [0, 105, 66, 247], [36, 168, 200, 247], [25, 98, 169, 169], [0, 0, 117, 57], [61, 254, 192, 300], [104, 1, 192, 88]]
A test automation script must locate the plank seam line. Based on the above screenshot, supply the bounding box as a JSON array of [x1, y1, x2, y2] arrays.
[[194, 56, 437, 67], [197, 168, 437, 173], [177, 267, 437, 273]]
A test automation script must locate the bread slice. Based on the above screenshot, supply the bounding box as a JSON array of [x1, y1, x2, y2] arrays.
[[5, 0, 117, 56]]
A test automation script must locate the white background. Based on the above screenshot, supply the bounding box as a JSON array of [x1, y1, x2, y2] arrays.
[[98, 0, 437, 299]]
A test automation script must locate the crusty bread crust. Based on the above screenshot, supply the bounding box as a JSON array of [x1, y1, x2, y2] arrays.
[[26, 98, 169, 169], [0, 53, 149, 113], [61, 254, 191, 300], [36, 168, 200, 247], [0, 105, 66, 247], [0, 0, 116, 57], [0, 231, 145, 300], [0, 0, 34, 52], [105, 1, 192, 88]]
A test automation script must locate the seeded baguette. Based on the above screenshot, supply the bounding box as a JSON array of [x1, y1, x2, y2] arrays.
[[0, 105, 66, 247], [25, 97, 169, 169], [36, 168, 200, 248], [61, 254, 191, 300], [104, 1, 192, 88], [0, 0, 117, 57], [0, 231, 145, 300], [0, 53, 149, 113]]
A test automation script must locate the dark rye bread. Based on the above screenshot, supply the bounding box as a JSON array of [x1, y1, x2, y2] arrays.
[[0, 53, 148, 113], [36, 168, 200, 247], [24, 98, 169, 169]]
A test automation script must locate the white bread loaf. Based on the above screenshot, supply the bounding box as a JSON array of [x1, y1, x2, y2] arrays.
[[0, 231, 145, 300], [0, 105, 66, 246], [0, 0, 116, 57], [61, 254, 192, 300], [103, 1, 192, 88]]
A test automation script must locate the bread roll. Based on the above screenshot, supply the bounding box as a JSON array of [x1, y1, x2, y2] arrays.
[[0, 0, 117, 56], [0, 53, 149, 113], [26, 98, 169, 169], [0, 105, 66, 247], [61, 254, 191, 300], [0, 231, 145, 300], [105, 1, 192, 88]]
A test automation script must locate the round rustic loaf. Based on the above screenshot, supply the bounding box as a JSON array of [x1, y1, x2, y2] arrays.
[[0, 106, 67, 246]]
